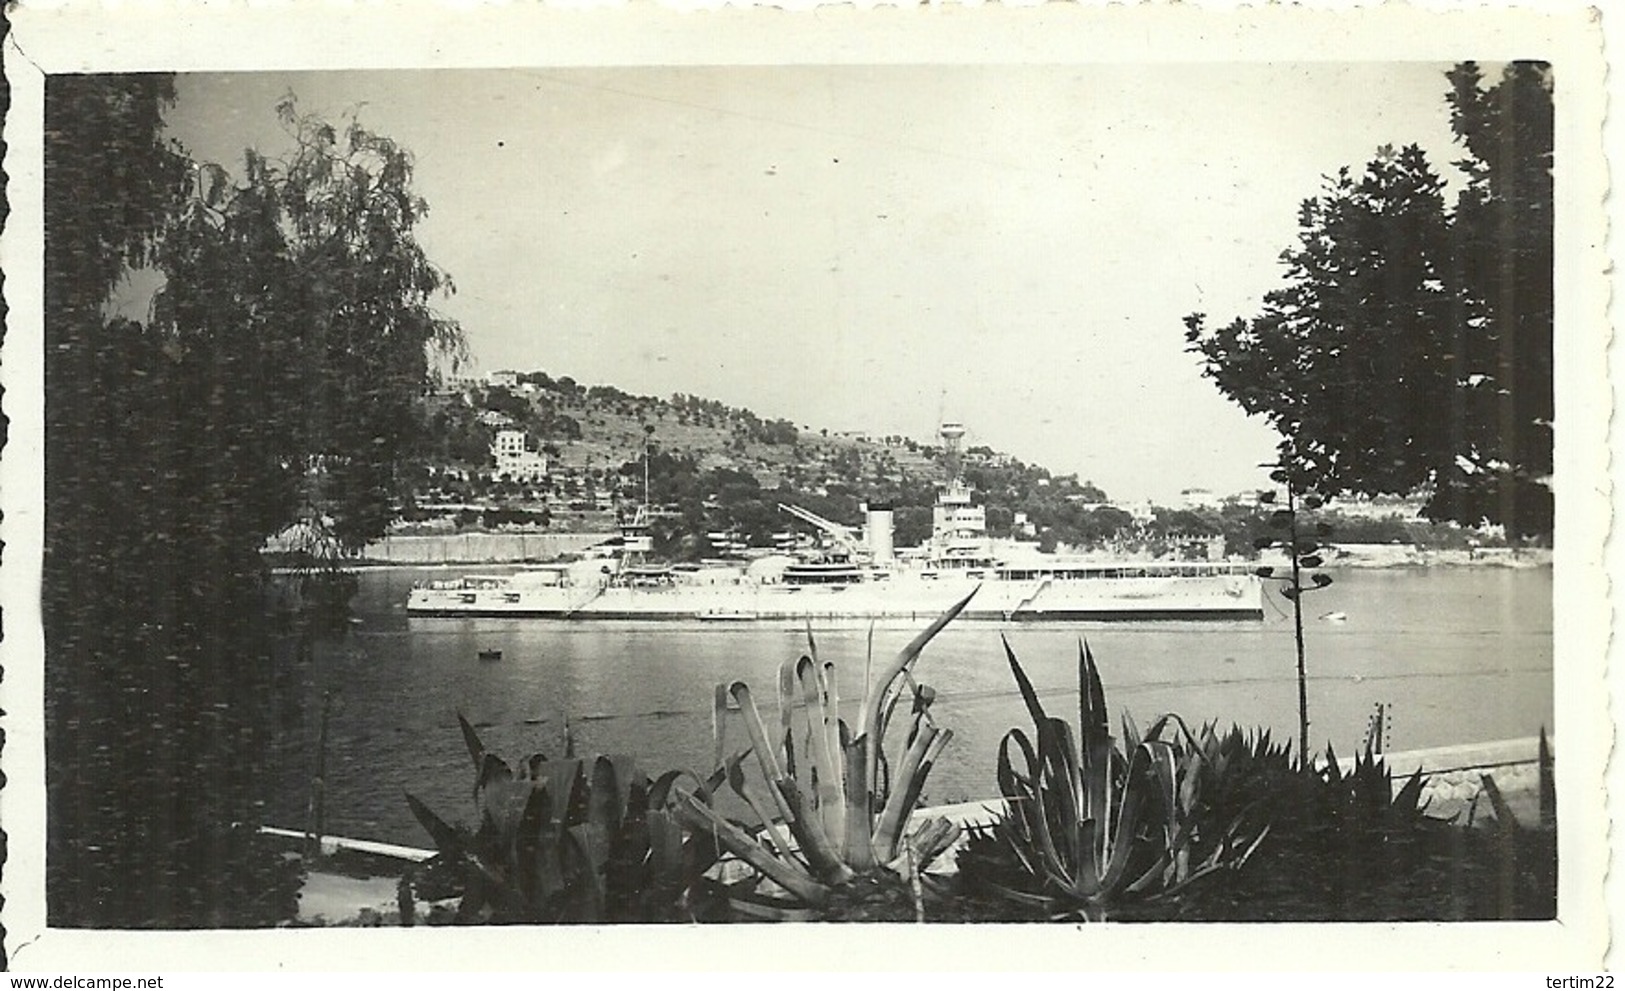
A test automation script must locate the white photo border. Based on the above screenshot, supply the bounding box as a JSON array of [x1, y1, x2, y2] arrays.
[[1, 0, 1612, 972]]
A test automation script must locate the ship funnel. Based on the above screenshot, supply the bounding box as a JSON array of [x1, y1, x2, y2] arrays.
[[866, 503, 895, 563]]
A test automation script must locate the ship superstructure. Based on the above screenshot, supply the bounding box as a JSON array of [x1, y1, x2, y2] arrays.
[[930, 421, 994, 569], [407, 423, 1264, 623]]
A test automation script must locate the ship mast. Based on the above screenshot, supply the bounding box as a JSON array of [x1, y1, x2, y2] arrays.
[[642, 423, 653, 509], [931, 420, 992, 568], [617, 426, 655, 569], [940, 421, 966, 494]]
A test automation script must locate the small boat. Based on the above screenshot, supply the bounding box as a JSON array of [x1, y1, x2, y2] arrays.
[[478, 648, 503, 661]]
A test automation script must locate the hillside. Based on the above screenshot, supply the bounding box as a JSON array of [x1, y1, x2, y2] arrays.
[[404, 370, 1481, 560], [407, 370, 1121, 553]]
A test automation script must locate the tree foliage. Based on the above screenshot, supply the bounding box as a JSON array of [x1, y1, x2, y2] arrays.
[[44, 79, 460, 926], [152, 97, 463, 549], [1184, 63, 1553, 538], [1439, 62, 1554, 536]]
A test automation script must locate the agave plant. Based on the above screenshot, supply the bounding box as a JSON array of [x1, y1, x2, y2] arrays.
[[1175, 724, 1295, 846], [1319, 740, 1431, 830], [969, 638, 1270, 921], [405, 714, 721, 923], [669, 589, 977, 915], [1472, 727, 1556, 919]]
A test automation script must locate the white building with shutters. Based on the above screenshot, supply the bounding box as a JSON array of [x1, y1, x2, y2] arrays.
[[492, 429, 549, 482]]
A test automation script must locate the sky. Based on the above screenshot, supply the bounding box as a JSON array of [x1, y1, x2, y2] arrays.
[[155, 64, 1471, 505]]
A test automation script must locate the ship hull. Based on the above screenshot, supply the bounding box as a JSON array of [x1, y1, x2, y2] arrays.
[[406, 573, 1264, 623], [405, 607, 1265, 622]]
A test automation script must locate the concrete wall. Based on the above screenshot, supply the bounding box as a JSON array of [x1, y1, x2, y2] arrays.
[[1344, 736, 1551, 825], [358, 531, 607, 564], [922, 737, 1552, 834]]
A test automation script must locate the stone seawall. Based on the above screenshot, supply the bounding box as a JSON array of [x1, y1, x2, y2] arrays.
[[923, 736, 1552, 833], [358, 531, 608, 564], [1342, 735, 1551, 825]]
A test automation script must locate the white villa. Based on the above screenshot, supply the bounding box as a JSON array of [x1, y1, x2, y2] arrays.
[[492, 429, 548, 482]]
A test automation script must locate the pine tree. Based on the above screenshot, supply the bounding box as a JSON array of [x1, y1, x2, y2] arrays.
[[1185, 63, 1553, 539]]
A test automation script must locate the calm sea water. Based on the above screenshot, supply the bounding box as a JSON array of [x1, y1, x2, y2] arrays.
[[265, 565, 1553, 848]]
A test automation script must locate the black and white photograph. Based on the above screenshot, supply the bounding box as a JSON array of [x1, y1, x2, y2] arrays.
[[1, 1, 1614, 975]]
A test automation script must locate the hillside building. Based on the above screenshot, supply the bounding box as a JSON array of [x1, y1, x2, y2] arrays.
[[492, 429, 549, 482], [1181, 487, 1221, 509]]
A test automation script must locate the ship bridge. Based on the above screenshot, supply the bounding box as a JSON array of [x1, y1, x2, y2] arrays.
[[930, 421, 994, 567]]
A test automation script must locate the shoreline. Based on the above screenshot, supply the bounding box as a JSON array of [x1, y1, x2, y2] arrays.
[[296, 536, 1555, 571]]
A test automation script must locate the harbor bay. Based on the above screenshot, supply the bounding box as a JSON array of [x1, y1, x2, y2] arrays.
[[266, 563, 1554, 849]]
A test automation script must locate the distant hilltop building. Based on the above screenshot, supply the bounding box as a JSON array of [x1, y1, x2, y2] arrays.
[[1167, 531, 1227, 562], [1333, 492, 1428, 520], [1241, 487, 1427, 520], [492, 428, 548, 482], [1181, 487, 1221, 509], [431, 374, 479, 396], [485, 369, 520, 389], [1063, 494, 1108, 508]]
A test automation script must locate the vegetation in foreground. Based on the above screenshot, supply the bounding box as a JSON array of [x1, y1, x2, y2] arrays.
[[667, 591, 977, 920], [45, 77, 460, 928], [391, 598, 1554, 926], [953, 639, 1271, 922], [404, 716, 721, 924]]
